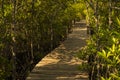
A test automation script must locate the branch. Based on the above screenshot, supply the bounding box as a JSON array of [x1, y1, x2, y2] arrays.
[[86, 0, 94, 10], [112, 7, 120, 10]]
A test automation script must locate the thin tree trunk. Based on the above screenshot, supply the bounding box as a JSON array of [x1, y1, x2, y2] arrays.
[[95, 1, 101, 79], [109, 0, 112, 29], [11, 0, 16, 79], [50, 23, 53, 50], [30, 0, 35, 66]]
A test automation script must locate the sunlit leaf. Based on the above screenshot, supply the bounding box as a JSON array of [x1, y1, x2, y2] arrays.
[[116, 17, 120, 26]]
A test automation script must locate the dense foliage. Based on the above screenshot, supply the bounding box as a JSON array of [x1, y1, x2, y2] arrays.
[[2, 0, 120, 80], [79, 0, 120, 80], [0, 0, 84, 79]]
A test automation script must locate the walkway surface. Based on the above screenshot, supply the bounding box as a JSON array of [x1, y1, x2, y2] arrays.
[[26, 20, 88, 80]]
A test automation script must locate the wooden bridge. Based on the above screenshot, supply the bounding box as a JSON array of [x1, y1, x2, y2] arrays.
[[26, 20, 88, 80]]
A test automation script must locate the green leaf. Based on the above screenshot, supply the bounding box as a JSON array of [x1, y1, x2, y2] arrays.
[[107, 51, 113, 58], [101, 77, 106, 80], [112, 44, 115, 53], [110, 73, 120, 79], [116, 17, 120, 26], [101, 77, 112, 80]]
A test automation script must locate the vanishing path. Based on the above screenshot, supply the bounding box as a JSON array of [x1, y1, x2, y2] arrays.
[[26, 20, 88, 80]]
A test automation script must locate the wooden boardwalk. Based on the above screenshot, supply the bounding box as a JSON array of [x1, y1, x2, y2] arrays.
[[26, 21, 88, 80]]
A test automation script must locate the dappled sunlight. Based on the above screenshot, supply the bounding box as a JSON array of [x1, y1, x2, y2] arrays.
[[36, 58, 60, 67], [26, 21, 88, 80], [27, 61, 88, 80]]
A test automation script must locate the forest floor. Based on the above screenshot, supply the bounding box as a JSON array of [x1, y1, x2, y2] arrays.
[[26, 20, 88, 80]]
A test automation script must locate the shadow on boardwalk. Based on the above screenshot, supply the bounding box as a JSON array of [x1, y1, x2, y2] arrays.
[[26, 21, 88, 80]]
